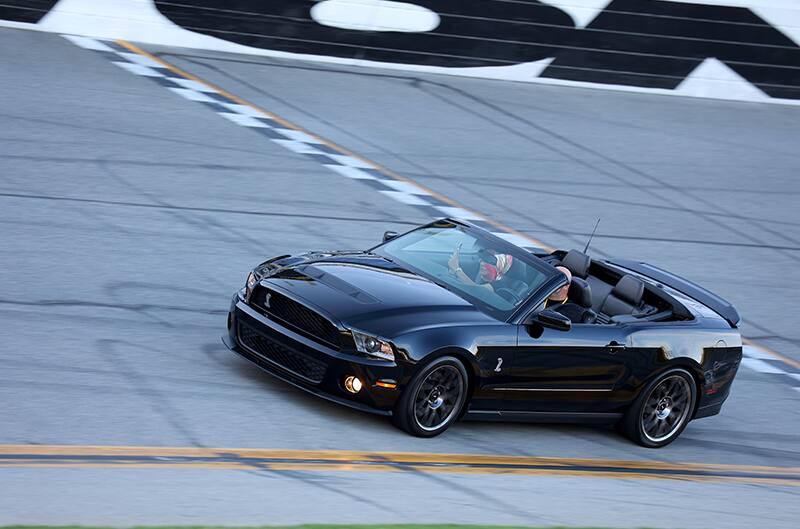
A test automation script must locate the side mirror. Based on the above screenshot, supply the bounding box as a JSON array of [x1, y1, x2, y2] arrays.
[[383, 230, 399, 242], [529, 309, 571, 332]]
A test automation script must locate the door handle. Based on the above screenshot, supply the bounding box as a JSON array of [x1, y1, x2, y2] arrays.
[[607, 341, 626, 353]]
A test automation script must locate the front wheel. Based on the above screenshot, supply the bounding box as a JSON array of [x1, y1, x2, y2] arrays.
[[622, 368, 696, 448], [392, 356, 468, 438]]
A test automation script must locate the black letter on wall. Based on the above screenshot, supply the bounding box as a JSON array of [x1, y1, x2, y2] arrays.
[[154, 0, 575, 68], [0, 1, 59, 24], [541, 0, 800, 99]]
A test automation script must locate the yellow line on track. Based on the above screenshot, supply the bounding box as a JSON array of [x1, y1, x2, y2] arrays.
[[742, 337, 800, 370], [115, 39, 551, 252], [112, 43, 796, 372], [0, 444, 796, 473], [0, 445, 797, 486]]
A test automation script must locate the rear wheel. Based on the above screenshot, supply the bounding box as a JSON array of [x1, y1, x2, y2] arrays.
[[622, 368, 696, 448], [392, 356, 468, 438]]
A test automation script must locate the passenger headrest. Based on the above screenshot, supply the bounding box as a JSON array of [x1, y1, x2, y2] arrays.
[[561, 250, 591, 279], [568, 277, 592, 308], [612, 275, 644, 305]]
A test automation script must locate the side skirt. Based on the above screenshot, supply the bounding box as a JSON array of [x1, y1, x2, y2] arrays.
[[694, 401, 723, 419], [464, 410, 623, 424]]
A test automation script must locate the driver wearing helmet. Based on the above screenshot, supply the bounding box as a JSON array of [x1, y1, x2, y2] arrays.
[[448, 246, 513, 292], [545, 266, 572, 309]]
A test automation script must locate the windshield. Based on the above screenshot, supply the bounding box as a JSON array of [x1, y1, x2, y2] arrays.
[[373, 221, 555, 320]]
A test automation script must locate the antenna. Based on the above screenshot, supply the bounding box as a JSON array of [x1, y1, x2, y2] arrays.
[[583, 218, 601, 254]]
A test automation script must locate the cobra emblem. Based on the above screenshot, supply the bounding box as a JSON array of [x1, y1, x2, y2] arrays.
[[494, 357, 503, 372]]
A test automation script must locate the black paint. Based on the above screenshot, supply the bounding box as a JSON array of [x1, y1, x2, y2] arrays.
[[0, 0, 59, 24], [540, 0, 800, 99], [153, 0, 575, 67], [153, 0, 800, 99], [6, 0, 798, 99]]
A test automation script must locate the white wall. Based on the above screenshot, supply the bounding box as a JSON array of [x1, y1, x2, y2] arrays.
[[3, 0, 799, 105]]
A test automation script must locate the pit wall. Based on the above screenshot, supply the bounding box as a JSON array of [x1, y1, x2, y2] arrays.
[[3, 0, 799, 104]]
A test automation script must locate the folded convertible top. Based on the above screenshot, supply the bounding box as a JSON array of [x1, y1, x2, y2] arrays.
[[607, 259, 741, 328]]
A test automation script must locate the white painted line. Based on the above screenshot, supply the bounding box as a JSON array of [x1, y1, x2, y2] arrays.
[[115, 52, 165, 69], [435, 206, 484, 220], [379, 191, 432, 206], [740, 357, 786, 375], [742, 344, 776, 360], [218, 112, 269, 128], [493, 232, 536, 248], [167, 87, 217, 103], [325, 154, 374, 169], [324, 165, 378, 180], [62, 35, 114, 52], [271, 139, 325, 155], [112, 61, 164, 77], [56, 36, 575, 265], [276, 129, 324, 144], [381, 180, 429, 195], [220, 103, 267, 118], [167, 77, 218, 93], [789, 373, 800, 382]]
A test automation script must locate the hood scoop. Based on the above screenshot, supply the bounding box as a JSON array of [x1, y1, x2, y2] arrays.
[[296, 264, 380, 305]]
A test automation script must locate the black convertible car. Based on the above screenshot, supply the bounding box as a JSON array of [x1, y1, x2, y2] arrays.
[[223, 219, 742, 447]]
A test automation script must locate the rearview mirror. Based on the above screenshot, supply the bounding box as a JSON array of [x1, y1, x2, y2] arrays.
[[383, 231, 399, 242], [530, 309, 571, 332]]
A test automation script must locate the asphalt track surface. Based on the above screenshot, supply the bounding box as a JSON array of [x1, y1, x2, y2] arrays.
[[1, 28, 799, 528]]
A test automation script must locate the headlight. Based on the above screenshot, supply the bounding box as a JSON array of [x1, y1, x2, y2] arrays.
[[245, 271, 257, 300], [351, 330, 395, 361]]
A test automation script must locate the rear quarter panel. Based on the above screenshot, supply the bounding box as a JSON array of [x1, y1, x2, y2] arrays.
[[621, 320, 742, 415]]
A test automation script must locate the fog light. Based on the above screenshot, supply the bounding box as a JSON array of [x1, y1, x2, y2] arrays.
[[344, 376, 362, 394]]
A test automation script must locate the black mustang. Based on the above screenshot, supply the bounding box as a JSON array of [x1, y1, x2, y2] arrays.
[[224, 219, 742, 447]]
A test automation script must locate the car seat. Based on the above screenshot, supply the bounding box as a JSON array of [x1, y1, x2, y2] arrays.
[[600, 275, 645, 317], [561, 249, 591, 279], [566, 277, 597, 323]]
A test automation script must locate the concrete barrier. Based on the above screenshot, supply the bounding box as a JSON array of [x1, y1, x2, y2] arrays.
[[2, 0, 799, 104]]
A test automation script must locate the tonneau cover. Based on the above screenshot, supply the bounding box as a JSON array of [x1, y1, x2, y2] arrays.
[[607, 259, 741, 328]]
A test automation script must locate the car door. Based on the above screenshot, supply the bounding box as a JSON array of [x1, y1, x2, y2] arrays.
[[466, 323, 521, 412], [502, 322, 632, 415]]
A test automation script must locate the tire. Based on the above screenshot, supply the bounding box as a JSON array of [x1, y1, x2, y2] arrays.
[[392, 356, 468, 438], [622, 368, 697, 448]]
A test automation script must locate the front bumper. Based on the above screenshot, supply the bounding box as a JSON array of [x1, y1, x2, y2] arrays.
[[224, 292, 402, 415]]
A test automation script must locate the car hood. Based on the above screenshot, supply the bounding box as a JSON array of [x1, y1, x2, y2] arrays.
[[260, 252, 495, 336]]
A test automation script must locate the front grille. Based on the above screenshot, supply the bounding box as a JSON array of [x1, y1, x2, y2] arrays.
[[238, 320, 327, 384], [250, 286, 342, 349]]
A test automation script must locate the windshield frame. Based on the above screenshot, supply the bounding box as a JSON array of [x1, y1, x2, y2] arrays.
[[369, 219, 561, 322]]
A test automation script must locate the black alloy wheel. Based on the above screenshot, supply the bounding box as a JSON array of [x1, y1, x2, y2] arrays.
[[393, 356, 468, 437], [622, 368, 696, 448]]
